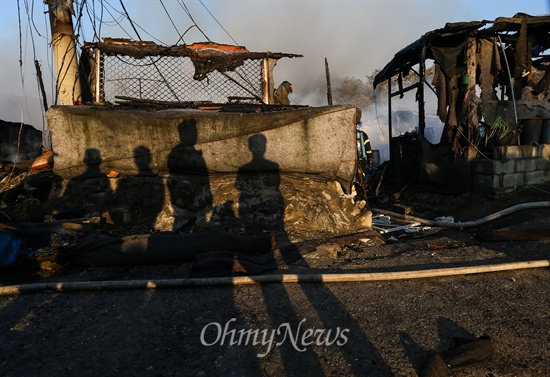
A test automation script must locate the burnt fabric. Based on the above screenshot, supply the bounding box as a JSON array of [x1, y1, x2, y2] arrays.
[[430, 45, 466, 130], [430, 45, 467, 78], [432, 64, 448, 123], [478, 38, 499, 102]]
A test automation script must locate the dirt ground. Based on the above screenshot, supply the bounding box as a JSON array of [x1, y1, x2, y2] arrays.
[[1, 183, 550, 376]]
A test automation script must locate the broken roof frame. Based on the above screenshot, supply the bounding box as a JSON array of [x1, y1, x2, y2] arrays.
[[82, 38, 303, 105], [374, 13, 550, 160]]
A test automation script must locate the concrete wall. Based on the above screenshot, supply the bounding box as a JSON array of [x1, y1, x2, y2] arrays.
[[472, 144, 550, 196], [46, 105, 360, 193]]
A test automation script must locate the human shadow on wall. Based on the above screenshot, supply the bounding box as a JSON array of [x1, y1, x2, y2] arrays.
[[235, 133, 287, 239], [167, 119, 213, 231], [61, 148, 112, 218], [111, 146, 164, 232]]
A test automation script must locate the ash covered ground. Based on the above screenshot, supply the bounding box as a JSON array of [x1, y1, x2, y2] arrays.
[[1, 169, 549, 376]]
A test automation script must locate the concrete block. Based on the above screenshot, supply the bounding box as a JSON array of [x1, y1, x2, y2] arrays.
[[523, 145, 539, 158], [496, 159, 518, 174], [502, 172, 523, 188], [535, 157, 550, 171], [524, 170, 545, 185], [472, 160, 491, 174], [473, 174, 502, 190], [545, 169, 550, 183], [515, 158, 538, 172], [494, 146, 522, 159], [473, 159, 515, 175], [541, 144, 550, 157]]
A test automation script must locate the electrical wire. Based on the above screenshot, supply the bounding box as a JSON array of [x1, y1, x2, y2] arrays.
[[118, 0, 142, 41], [160, 0, 185, 45], [177, 0, 211, 42], [199, 0, 239, 46]]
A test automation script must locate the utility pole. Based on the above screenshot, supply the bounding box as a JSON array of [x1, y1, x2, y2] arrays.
[[46, 0, 82, 106], [325, 58, 333, 106]]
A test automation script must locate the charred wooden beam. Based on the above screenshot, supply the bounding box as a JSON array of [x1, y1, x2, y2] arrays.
[[390, 82, 421, 98]]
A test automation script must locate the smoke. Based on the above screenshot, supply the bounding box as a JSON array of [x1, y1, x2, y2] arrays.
[[206, 1, 462, 98], [1, 0, 548, 128]]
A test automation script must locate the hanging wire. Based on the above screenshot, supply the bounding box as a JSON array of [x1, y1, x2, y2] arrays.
[[95, 0, 126, 29], [92, 0, 164, 44], [198, 0, 239, 45], [118, 0, 142, 40], [2, 0, 28, 192], [116, 0, 179, 100], [23, 0, 48, 139], [177, 0, 211, 42], [43, 2, 56, 103], [26, 0, 44, 38], [160, 0, 185, 45]]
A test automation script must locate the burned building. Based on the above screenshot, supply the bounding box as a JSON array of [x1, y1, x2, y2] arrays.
[[374, 13, 550, 195], [37, 36, 371, 238], [0, 120, 42, 163]]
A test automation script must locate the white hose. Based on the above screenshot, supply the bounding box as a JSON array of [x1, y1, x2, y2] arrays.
[[373, 201, 550, 228], [0, 259, 548, 296]]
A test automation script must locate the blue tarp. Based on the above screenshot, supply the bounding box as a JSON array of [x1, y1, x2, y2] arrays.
[[0, 230, 23, 265]]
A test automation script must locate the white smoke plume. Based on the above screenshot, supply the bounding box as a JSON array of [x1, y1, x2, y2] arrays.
[[1, 0, 548, 128]]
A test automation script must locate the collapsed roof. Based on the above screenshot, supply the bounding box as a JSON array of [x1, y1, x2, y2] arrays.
[[84, 39, 302, 81], [373, 13, 550, 194], [374, 13, 550, 89]]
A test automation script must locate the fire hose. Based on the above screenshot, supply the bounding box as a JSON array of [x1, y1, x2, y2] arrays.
[[373, 201, 550, 228], [0, 259, 548, 296], [1, 202, 549, 296]]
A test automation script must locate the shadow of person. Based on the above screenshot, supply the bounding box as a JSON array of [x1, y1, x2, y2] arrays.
[[233, 134, 390, 374], [417, 317, 494, 375], [235, 134, 286, 239], [399, 331, 429, 375], [111, 146, 164, 232], [167, 119, 213, 231], [233, 134, 325, 373], [61, 148, 112, 219]]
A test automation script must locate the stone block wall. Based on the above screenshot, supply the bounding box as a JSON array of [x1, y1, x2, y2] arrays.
[[472, 144, 550, 196]]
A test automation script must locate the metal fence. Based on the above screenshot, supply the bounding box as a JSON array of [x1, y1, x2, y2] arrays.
[[100, 54, 263, 103]]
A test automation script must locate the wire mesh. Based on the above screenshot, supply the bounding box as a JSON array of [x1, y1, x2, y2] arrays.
[[100, 54, 263, 103]]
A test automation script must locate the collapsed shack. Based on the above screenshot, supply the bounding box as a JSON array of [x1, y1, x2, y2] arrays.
[[374, 13, 550, 195], [1, 37, 371, 269]]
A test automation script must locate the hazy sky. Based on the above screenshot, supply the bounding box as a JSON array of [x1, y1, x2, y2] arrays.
[[1, 0, 549, 129]]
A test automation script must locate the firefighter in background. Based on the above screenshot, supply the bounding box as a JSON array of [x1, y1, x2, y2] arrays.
[[357, 130, 373, 170], [354, 130, 374, 202]]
